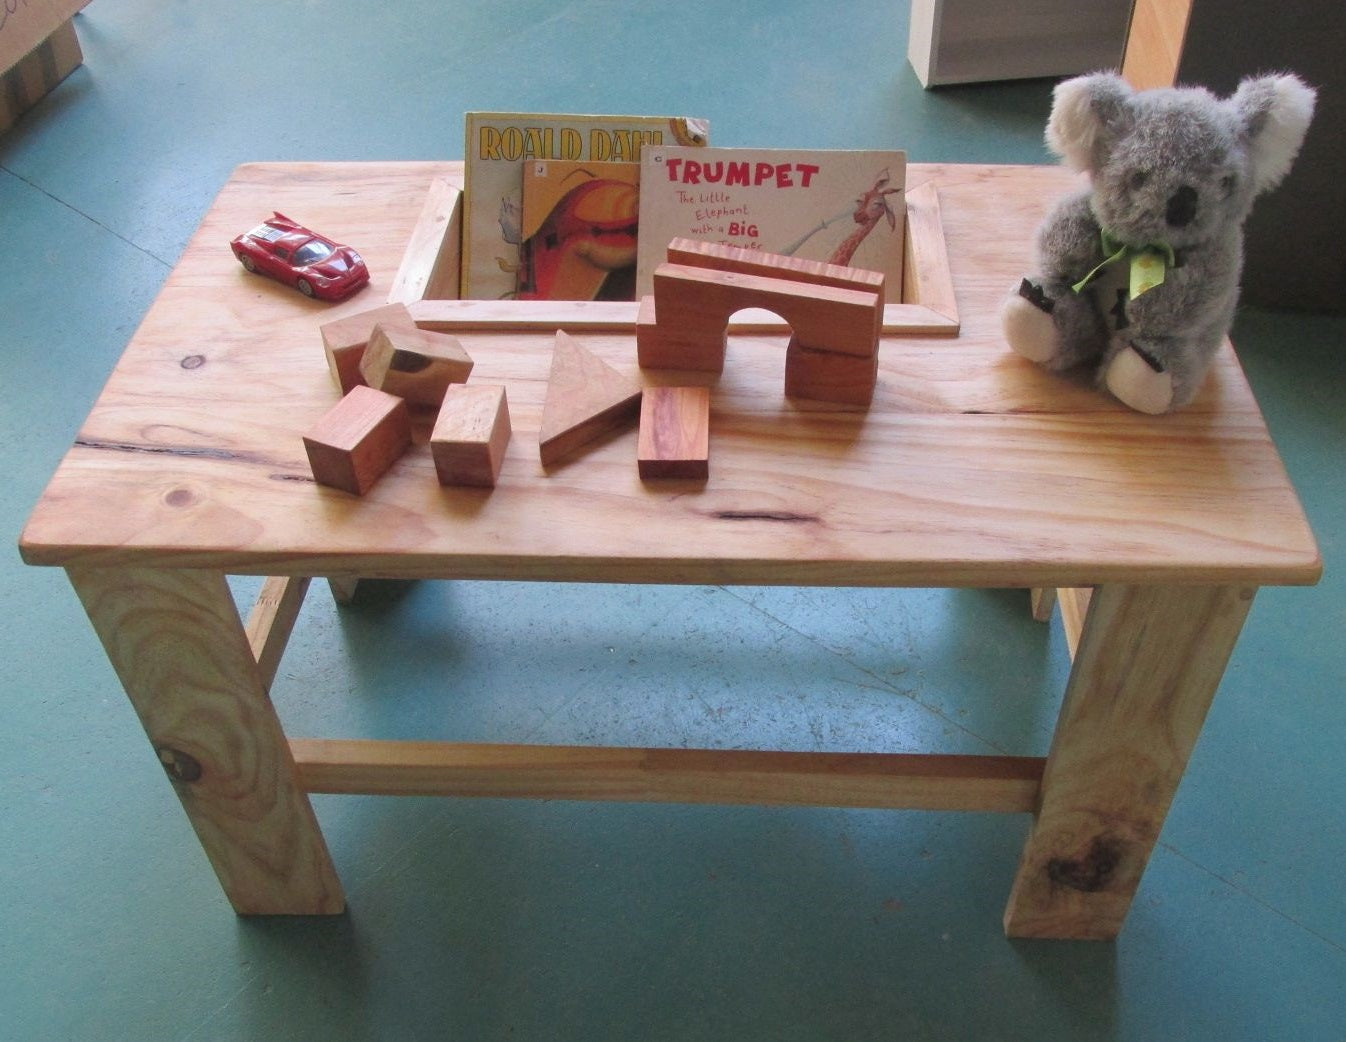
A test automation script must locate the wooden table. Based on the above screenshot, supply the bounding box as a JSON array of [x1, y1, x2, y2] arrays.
[[19, 162, 1321, 940]]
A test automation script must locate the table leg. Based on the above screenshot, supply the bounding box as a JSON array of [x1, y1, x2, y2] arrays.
[[1003, 583, 1255, 939], [67, 565, 346, 915]]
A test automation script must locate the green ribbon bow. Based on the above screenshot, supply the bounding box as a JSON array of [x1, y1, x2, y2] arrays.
[[1072, 230, 1177, 300]]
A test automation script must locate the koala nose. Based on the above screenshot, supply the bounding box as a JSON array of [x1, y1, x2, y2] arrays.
[[1166, 185, 1198, 228]]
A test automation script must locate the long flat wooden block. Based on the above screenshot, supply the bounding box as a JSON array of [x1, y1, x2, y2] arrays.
[[784, 339, 879, 407], [319, 302, 416, 394], [359, 323, 474, 405], [388, 176, 463, 304], [638, 385, 710, 480], [430, 384, 511, 487], [291, 739, 1045, 812], [409, 298, 953, 336], [652, 263, 880, 359], [902, 182, 958, 327], [302, 385, 412, 495], [539, 330, 643, 466], [665, 236, 886, 296]]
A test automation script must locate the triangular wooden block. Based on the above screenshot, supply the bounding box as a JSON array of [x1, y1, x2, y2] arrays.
[[539, 330, 642, 466]]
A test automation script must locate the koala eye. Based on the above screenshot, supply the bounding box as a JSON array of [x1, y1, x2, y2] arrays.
[[1220, 174, 1238, 197]]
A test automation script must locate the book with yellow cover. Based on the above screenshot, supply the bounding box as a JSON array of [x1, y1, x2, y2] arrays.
[[636, 146, 906, 301], [462, 112, 709, 300]]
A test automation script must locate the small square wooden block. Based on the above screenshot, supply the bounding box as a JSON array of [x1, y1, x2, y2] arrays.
[[430, 384, 512, 487], [302, 385, 412, 495], [638, 386, 710, 481]]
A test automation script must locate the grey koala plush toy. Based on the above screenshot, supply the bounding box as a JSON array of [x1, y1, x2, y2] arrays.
[[1001, 72, 1316, 413]]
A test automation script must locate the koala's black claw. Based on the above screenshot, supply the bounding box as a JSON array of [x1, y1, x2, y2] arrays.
[[1131, 344, 1166, 373], [1018, 278, 1055, 314]]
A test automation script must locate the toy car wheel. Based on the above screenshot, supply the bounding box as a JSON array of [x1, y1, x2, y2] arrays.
[[239, 255, 257, 273], [296, 278, 315, 298]]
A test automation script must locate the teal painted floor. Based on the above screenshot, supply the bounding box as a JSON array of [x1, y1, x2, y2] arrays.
[[3, 3, 1344, 1039]]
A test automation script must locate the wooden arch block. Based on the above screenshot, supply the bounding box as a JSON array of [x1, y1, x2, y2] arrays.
[[538, 330, 643, 466], [635, 239, 883, 406]]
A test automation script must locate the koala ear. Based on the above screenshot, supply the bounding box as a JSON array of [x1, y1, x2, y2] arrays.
[[1231, 73, 1317, 194], [1046, 73, 1135, 172]]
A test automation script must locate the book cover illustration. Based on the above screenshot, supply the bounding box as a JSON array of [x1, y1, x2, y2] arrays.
[[636, 147, 907, 301], [462, 112, 709, 300], [518, 160, 640, 301]]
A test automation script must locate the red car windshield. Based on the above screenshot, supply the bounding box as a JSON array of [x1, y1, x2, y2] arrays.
[[293, 239, 335, 266]]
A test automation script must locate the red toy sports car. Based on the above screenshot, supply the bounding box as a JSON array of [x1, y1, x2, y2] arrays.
[[230, 213, 369, 300]]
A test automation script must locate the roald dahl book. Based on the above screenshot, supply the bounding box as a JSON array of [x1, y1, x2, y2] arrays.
[[462, 112, 709, 300], [635, 146, 907, 301]]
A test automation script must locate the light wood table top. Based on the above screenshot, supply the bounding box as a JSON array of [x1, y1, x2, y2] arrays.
[[20, 162, 1321, 590]]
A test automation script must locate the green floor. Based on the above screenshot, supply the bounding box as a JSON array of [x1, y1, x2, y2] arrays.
[[4, 3, 1344, 1039]]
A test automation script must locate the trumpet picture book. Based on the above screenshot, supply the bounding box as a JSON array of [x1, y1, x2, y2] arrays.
[[462, 112, 710, 300], [636, 146, 907, 301]]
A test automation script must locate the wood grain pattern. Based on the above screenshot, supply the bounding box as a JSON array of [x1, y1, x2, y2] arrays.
[[665, 236, 887, 295], [291, 739, 1045, 812], [430, 384, 511, 487], [784, 339, 879, 407], [387, 176, 462, 304], [538, 330, 642, 466], [359, 324, 474, 405], [18, 163, 1321, 590], [1003, 583, 1255, 938], [319, 301, 417, 394], [1029, 586, 1057, 622], [302, 384, 412, 495], [244, 575, 311, 691], [1121, 0, 1192, 90], [648, 262, 881, 360], [67, 566, 344, 915], [903, 181, 958, 329], [638, 386, 710, 480], [411, 298, 953, 336], [1058, 586, 1094, 661]]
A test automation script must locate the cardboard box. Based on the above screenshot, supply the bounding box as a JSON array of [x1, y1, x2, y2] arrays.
[[2, 0, 91, 132]]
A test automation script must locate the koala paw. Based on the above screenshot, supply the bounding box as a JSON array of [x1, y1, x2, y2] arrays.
[[1002, 279, 1061, 364], [1104, 345, 1175, 414]]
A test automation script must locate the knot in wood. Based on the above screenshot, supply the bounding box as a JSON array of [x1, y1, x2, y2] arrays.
[[1047, 836, 1124, 893], [156, 746, 203, 783]]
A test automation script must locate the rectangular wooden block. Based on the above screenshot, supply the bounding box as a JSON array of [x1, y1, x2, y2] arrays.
[[665, 237, 887, 296], [359, 324, 474, 406], [636, 294, 727, 373], [302, 385, 412, 495], [638, 386, 710, 481], [430, 385, 511, 488], [319, 302, 416, 394], [784, 340, 878, 407]]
